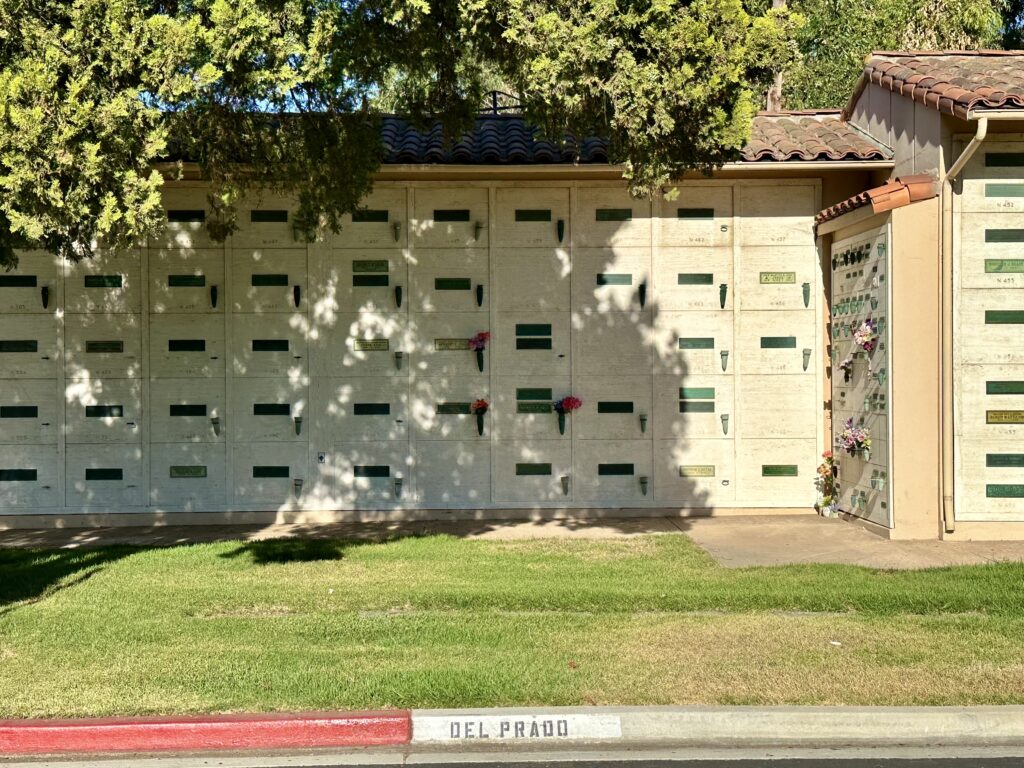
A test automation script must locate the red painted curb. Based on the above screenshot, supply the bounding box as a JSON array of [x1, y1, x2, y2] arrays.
[[0, 710, 412, 755]]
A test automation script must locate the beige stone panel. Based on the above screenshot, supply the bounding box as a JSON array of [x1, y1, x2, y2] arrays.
[[325, 441, 411, 505], [573, 376, 653, 441], [575, 187, 652, 248], [653, 375, 734, 440], [415, 441, 491, 507], [149, 314, 224, 378], [0, 445, 60, 508], [410, 313, 491, 379], [493, 249, 571, 312], [65, 250, 142, 313], [411, 377, 489, 442], [961, 143, 1024, 213], [657, 185, 733, 247], [957, 288, 1024, 365], [233, 442, 309, 505], [149, 248, 224, 313], [652, 247, 734, 312], [573, 439, 653, 504], [734, 438, 817, 507], [324, 250, 408, 315], [316, 312, 410, 378], [0, 251, 62, 313], [149, 443, 226, 510], [736, 185, 815, 247], [956, 364, 1024, 439], [651, 311, 734, 376], [493, 187, 570, 248], [958, 211, 1024, 290], [0, 379, 59, 445], [737, 247, 817, 311], [234, 193, 300, 249], [572, 248, 651, 314], [409, 248, 489, 313], [157, 188, 215, 249], [231, 313, 308, 378], [493, 440, 573, 503], [64, 378, 141, 444], [738, 375, 817, 440], [66, 443, 144, 508], [956, 438, 1024, 522], [737, 310, 817, 376], [491, 377, 570, 441], [412, 187, 489, 248], [572, 310, 652, 378], [653, 437, 735, 506], [493, 312, 569, 378], [232, 248, 308, 313], [0, 316, 60, 379], [64, 312, 142, 380], [335, 188, 408, 248], [315, 377, 409, 442], [231, 377, 308, 443], [150, 378, 225, 444]]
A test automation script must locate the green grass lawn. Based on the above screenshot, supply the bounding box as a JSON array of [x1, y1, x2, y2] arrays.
[[1, 533, 1023, 717]]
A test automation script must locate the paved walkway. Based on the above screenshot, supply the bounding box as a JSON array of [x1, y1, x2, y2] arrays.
[[3, 514, 1024, 569]]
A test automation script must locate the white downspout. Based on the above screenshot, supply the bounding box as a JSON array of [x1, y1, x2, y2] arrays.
[[940, 116, 988, 535]]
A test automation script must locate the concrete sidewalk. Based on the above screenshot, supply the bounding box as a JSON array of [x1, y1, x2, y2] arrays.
[[3, 513, 1024, 569]]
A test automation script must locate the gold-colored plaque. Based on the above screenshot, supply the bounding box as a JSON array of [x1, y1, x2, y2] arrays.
[[679, 465, 715, 478], [759, 271, 796, 284], [987, 410, 1024, 424], [354, 339, 389, 351], [435, 338, 470, 351]]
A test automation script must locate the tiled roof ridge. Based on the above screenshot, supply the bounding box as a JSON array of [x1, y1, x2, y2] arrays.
[[379, 113, 892, 165], [869, 49, 1024, 57], [844, 51, 1024, 120], [815, 173, 938, 226]]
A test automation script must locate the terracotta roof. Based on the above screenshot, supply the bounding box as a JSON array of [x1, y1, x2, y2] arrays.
[[379, 113, 890, 165], [815, 173, 938, 226], [849, 51, 1024, 119]]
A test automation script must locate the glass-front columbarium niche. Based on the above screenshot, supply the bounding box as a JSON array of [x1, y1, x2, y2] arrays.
[[830, 227, 891, 527]]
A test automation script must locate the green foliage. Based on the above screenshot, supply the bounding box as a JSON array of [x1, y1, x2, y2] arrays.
[[0, 0, 801, 265], [781, 0, 1005, 110]]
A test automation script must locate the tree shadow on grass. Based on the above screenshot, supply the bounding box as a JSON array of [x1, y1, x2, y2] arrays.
[[219, 537, 352, 565], [0, 546, 140, 615]]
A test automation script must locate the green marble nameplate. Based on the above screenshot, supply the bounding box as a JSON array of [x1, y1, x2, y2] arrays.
[[84, 275, 123, 288], [517, 402, 553, 414], [985, 229, 1024, 243], [435, 277, 471, 290], [678, 337, 714, 350], [352, 274, 389, 287], [985, 183, 1024, 197], [354, 465, 390, 477], [253, 465, 290, 478], [434, 209, 470, 222], [986, 484, 1024, 498], [515, 209, 551, 222], [167, 274, 206, 287], [985, 153, 1024, 167], [0, 275, 37, 287], [985, 259, 1024, 273], [435, 338, 470, 351], [352, 259, 389, 273], [759, 272, 796, 284], [252, 339, 289, 352], [353, 403, 391, 416], [596, 273, 632, 286], [516, 462, 551, 476], [517, 388, 552, 401], [987, 381, 1024, 395], [677, 208, 714, 219], [86, 340, 125, 354], [760, 336, 797, 349], [0, 406, 38, 418], [596, 208, 632, 222], [354, 339, 389, 351], [985, 311, 1024, 324], [0, 469, 36, 482], [253, 403, 290, 416], [679, 401, 715, 413], [170, 465, 207, 479], [250, 274, 288, 287], [597, 401, 633, 413], [85, 405, 123, 418], [167, 209, 205, 222], [0, 340, 37, 353], [986, 454, 1024, 467], [437, 402, 472, 415], [680, 387, 715, 399], [598, 463, 634, 476], [516, 324, 551, 336], [169, 404, 207, 417], [85, 468, 123, 481], [679, 465, 715, 478], [352, 209, 389, 223], [250, 209, 288, 223], [762, 465, 798, 477], [987, 410, 1024, 424], [677, 273, 714, 285]]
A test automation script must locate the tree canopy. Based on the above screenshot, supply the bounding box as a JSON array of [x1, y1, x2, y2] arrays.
[[0, 0, 800, 266]]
